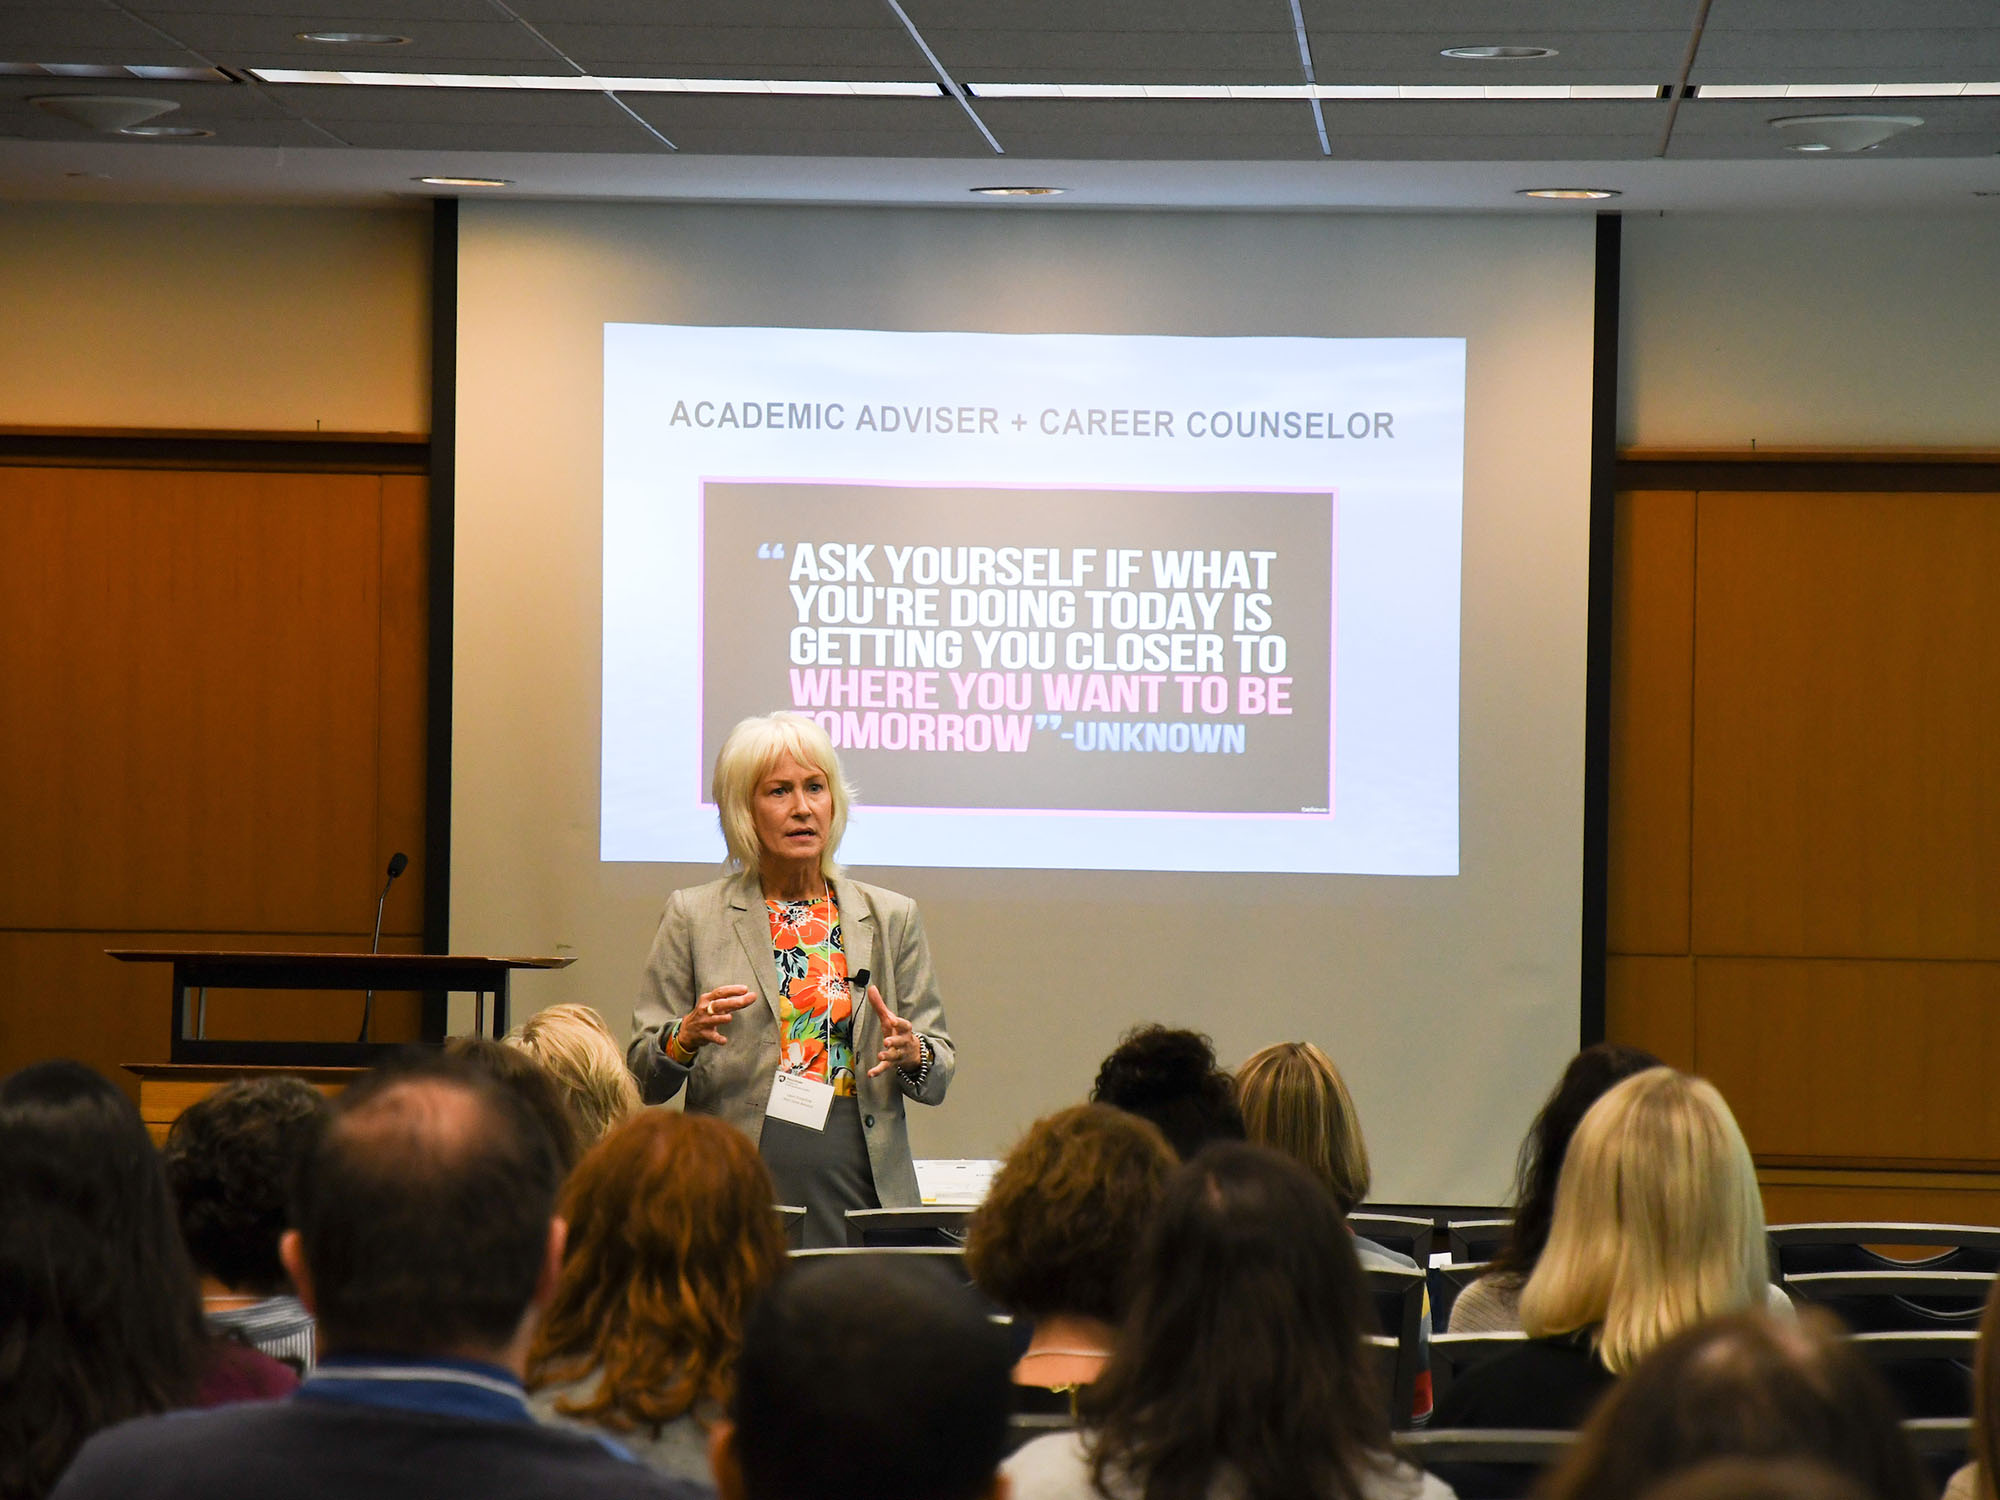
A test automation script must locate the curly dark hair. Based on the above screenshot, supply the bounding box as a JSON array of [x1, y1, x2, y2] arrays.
[[1081, 1143, 1393, 1500], [1090, 1025, 1244, 1161], [1540, 1311, 1931, 1500], [965, 1104, 1177, 1325], [1493, 1042, 1662, 1279], [0, 1061, 205, 1500], [163, 1075, 331, 1295]]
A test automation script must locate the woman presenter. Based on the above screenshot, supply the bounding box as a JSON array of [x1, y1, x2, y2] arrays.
[[630, 712, 955, 1248]]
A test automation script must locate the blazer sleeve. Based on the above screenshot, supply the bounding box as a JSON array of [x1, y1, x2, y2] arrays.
[[631, 887, 698, 1105], [889, 897, 955, 1107]]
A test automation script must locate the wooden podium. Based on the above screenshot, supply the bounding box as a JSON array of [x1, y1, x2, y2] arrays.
[[108, 949, 575, 1067]]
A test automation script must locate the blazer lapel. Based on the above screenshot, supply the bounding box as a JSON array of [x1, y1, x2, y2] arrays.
[[836, 877, 876, 1058], [727, 872, 786, 1029]]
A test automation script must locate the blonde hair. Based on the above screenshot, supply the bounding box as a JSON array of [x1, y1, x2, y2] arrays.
[[504, 1003, 641, 1144], [710, 712, 851, 879], [1235, 1041, 1372, 1215], [1519, 1067, 1767, 1375]]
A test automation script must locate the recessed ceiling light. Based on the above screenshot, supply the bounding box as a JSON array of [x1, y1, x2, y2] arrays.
[[1518, 188, 1621, 200], [297, 31, 411, 45], [119, 123, 213, 138], [1769, 113, 1921, 153], [1441, 46, 1559, 61], [971, 185, 1065, 196], [414, 175, 513, 187]]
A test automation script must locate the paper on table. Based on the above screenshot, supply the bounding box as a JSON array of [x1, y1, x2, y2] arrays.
[[914, 1158, 1000, 1205]]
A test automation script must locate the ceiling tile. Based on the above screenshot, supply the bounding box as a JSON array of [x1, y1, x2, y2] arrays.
[[330, 118, 659, 149], [0, 4, 198, 52], [1298, 0, 1695, 30], [620, 90, 987, 156], [527, 22, 924, 77], [262, 79, 636, 124], [1693, 29, 2000, 78], [134, 12, 551, 64]]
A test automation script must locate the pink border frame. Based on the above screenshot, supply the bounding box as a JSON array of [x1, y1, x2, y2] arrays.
[[694, 477, 1338, 822]]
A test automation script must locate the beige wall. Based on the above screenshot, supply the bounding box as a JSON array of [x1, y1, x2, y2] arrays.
[[0, 203, 430, 434], [452, 202, 1598, 1203], [1620, 212, 2000, 452]]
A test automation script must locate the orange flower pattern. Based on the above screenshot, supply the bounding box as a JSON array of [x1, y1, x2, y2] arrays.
[[767, 891, 856, 1097]]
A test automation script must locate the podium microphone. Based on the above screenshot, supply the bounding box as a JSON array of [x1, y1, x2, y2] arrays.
[[359, 852, 409, 1042]]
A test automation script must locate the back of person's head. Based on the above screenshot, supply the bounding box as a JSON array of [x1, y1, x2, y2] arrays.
[[1540, 1311, 1930, 1500], [1083, 1142, 1388, 1500], [504, 1003, 641, 1145], [443, 1033, 587, 1173], [720, 1256, 1011, 1500], [966, 1103, 1176, 1326], [1519, 1067, 1765, 1374], [289, 1052, 563, 1359], [1634, 1458, 1874, 1500], [1969, 1277, 2000, 1500], [0, 1061, 204, 1500], [1090, 1024, 1244, 1160], [1498, 1043, 1663, 1278], [163, 1074, 330, 1295], [528, 1109, 787, 1428], [1234, 1041, 1372, 1215]]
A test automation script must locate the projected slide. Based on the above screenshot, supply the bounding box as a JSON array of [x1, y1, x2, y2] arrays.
[[603, 325, 1463, 874]]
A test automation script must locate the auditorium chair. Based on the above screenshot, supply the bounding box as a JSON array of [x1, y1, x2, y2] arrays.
[[1845, 1329, 1978, 1419], [1429, 1331, 1529, 1405], [1447, 1218, 1514, 1264], [1432, 1260, 1498, 1329], [1782, 1268, 1996, 1335], [1395, 1428, 1573, 1500], [790, 1244, 969, 1282], [1771, 1223, 2000, 1330], [774, 1204, 807, 1248], [1365, 1264, 1428, 1428], [1348, 1211, 1437, 1266]]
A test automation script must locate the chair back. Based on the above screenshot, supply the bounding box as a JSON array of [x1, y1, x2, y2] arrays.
[[1448, 1218, 1515, 1264], [790, 1244, 970, 1283], [1394, 1428, 1575, 1500], [1429, 1330, 1530, 1405], [774, 1204, 807, 1249], [1782, 1269, 1996, 1334], [1847, 1329, 1978, 1419], [1364, 1264, 1426, 1430], [1349, 1212, 1436, 1266], [1433, 1260, 1497, 1329]]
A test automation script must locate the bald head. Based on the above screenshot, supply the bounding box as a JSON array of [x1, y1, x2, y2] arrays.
[[289, 1055, 563, 1359]]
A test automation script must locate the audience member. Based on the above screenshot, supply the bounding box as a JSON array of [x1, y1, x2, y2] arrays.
[[1235, 1040, 1435, 1422], [709, 1256, 1013, 1500], [526, 1110, 787, 1482], [1635, 1459, 1873, 1500], [1538, 1311, 1930, 1500], [1, 1062, 210, 1500], [965, 1104, 1176, 1397], [1942, 1275, 2000, 1500], [1005, 1142, 1453, 1500], [1448, 1042, 1662, 1333], [163, 1075, 330, 1371], [505, 1003, 642, 1145], [51, 1055, 700, 1500], [1090, 1024, 1244, 1160], [1433, 1068, 1769, 1430], [444, 1033, 589, 1172]]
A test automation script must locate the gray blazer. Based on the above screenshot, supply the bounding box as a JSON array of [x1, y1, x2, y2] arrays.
[[628, 870, 956, 1206]]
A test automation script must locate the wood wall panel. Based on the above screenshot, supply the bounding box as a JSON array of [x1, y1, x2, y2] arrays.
[[0, 467, 400, 934], [1607, 491, 1696, 955], [1759, 1168, 2000, 1230], [1695, 957, 2000, 1166], [1690, 491, 2000, 959], [1605, 954, 1696, 1071], [375, 474, 428, 937], [0, 464, 428, 1096]]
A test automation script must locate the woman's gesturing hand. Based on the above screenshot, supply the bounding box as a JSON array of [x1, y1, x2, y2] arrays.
[[866, 984, 923, 1077], [681, 985, 757, 1050]]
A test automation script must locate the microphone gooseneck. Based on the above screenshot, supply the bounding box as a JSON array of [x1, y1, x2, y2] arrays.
[[360, 853, 410, 1042]]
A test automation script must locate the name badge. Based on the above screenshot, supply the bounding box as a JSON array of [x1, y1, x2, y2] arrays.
[[766, 1069, 835, 1132]]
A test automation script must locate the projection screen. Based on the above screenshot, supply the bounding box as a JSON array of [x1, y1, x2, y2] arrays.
[[453, 202, 1597, 1204]]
